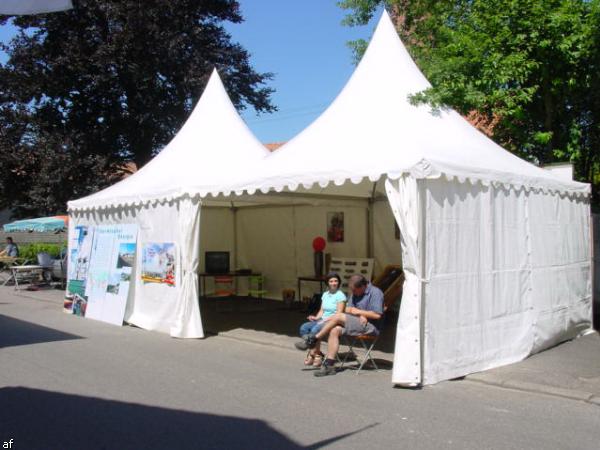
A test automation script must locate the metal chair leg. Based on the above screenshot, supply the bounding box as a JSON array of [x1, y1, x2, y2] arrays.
[[356, 338, 379, 373]]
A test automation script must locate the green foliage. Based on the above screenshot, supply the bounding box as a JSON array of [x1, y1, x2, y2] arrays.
[[339, 0, 600, 206], [0, 0, 276, 218], [18, 243, 65, 260]]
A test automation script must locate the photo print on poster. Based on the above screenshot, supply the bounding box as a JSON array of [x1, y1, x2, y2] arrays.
[[327, 212, 344, 242], [141, 243, 176, 286]]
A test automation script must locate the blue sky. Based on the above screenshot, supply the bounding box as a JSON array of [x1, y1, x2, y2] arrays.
[[225, 1, 381, 142], [0, 1, 381, 143]]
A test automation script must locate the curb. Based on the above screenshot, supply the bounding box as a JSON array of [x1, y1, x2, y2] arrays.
[[466, 376, 599, 406]]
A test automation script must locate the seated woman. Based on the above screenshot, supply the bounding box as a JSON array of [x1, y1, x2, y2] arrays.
[[295, 272, 346, 367]]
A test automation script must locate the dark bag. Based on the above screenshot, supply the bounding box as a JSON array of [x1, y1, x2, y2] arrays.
[[306, 293, 322, 315]]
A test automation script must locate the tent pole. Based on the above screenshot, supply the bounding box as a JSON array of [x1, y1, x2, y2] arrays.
[[417, 179, 427, 385], [367, 182, 377, 262], [230, 202, 238, 271]]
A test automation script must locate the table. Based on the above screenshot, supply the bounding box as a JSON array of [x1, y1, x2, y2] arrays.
[[5, 265, 48, 290], [297, 275, 328, 303], [0, 256, 29, 267], [198, 272, 261, 298]]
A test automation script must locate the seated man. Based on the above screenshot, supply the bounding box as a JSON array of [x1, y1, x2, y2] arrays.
[[298, 274, 384, 377], [0, 237, 19, 258]]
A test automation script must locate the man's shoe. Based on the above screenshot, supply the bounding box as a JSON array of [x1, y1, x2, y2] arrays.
[[294, 333, 317, 350], [304, 333, 318, 349], [314, 363, 336, 377]]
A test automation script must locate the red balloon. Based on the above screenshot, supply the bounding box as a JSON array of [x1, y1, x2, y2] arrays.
[[312, 237, 326, 252]]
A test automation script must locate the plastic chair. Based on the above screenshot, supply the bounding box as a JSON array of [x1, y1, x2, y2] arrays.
[[213, 275, 235, 313], [37, 252, 54, 282], [214, 275, 235, 297]]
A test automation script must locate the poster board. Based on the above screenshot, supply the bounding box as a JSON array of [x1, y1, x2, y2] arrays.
[[66, 224, 138, 326], [141, 242, 176, 286]]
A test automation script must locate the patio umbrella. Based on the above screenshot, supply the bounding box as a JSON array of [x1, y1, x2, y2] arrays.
[[3, 216, 68, 232]]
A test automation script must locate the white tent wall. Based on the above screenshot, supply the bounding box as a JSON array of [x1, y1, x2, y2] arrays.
[[385, 177, 423, 386], [198, 207, 236, 294], [372, 199, 403, 279], [419, 178, 592, 385], [234, 202, 370, 298], [69, 198, 203, 338], [190, 190, 403, 301], [235, 206, 297, 298], [529, 190, 592, 351]]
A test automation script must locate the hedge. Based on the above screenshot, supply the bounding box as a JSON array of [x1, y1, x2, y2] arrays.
[[18, 243, 65, 260]]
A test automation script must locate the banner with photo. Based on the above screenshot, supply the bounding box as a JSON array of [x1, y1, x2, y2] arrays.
[[141, 243, 176, 286], [84, 224, 138, 326], [66, 225, 95, 314]]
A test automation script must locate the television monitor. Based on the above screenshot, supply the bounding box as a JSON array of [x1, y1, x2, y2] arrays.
[[205, 251, 230, 274]]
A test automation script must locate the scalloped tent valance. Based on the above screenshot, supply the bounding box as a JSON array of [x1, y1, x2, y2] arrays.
[[68, 10, 589, 214], [225, 10, 589, 200]]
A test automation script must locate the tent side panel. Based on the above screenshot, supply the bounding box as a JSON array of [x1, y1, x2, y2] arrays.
[[529, 191, 592, 351], [236, 206, 298, 298], [373, 200, 403, 282], [171, 197, 203, 338], [385, 178, 422, 386], [235, 204, 368, 299], [421, 179, 534, 385], [199, 208, 235, 295], [70, 201, 204, 337], [293, 204, 368, 287]]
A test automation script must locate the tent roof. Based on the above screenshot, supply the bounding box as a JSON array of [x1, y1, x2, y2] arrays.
[[3, 216, 68, 232], [68, 70, 270, 211], [230, 11, 589, 197]]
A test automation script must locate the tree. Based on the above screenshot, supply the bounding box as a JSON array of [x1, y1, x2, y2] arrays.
[[339, 0, 600, 208], [0, 0, 275, 217]]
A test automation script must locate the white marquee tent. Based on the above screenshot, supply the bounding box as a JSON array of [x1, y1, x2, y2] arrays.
[[69, 11, 592, 386], [68, 70, 271, 338], [224, 11, 593, 385]]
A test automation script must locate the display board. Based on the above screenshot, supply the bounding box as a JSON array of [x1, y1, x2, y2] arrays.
[[66, 224, 138, 326]]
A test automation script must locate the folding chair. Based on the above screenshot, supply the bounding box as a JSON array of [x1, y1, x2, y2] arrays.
[[338, 267, 404, 373], [338, 333, 380, 373]]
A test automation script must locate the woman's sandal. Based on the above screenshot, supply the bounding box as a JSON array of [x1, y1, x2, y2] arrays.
[[304, 352, 315, 366], [313, 353, 324, 368]]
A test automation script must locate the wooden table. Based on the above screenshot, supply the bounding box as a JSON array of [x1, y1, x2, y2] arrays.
[[297, 275, 328, 303], [5, 265, 48, 290]]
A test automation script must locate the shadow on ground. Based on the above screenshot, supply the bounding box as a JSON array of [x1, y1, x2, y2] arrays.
[[199, 297, 397, 354], [0, 315, 83, 349], [0, 387, 378, 450]]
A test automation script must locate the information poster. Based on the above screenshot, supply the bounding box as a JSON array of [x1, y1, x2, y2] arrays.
[[85, 224, 138, 325], [65, 225, 95, 314], [141, 243, 176, 286]]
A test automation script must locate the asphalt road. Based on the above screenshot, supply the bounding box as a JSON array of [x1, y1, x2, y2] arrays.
[[1, 289, 599, 450]]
